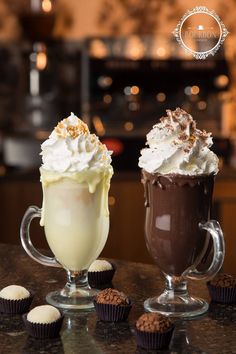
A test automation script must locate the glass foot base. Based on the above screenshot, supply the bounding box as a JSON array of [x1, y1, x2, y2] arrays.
[[144, 293, 209, 319], [46, 287, 99, 310]]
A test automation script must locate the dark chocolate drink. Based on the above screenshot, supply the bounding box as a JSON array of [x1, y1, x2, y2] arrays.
[[142, 171, 214, 276], [139, 109, 224, 317]]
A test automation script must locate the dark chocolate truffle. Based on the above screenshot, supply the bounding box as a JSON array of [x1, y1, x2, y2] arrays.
[[135, 313, 174, 350], [207, 273, 236, 304], [136, 313, 172, 333], [96, 288, 129, 306], [94, 288, 132, 322]]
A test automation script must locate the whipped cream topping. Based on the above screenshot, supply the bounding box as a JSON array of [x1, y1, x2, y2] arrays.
[[139, 108, 219, 175], [41, 113, 112, 175]]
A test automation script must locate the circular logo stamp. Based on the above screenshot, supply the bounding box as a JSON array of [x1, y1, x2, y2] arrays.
[[173, 6, 229, 59]]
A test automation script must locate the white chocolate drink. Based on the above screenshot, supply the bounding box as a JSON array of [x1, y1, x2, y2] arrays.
[[41, 176, 110, 271], [40, 113, 113, 272]]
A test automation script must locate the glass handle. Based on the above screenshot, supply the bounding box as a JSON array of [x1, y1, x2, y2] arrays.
[[187, 220, 225, 281], [20, 206, 61, 268]]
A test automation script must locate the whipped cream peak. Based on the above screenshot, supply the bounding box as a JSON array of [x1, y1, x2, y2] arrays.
[[54, 112, 89, 139], [139, 108, 219, 175], [41, 113, 113, 176]]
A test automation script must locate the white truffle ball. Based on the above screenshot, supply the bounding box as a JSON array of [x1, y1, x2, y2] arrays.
[[0, 285, 30, 300], [27, 305, 61, 324], [89, 260, 113, 272]]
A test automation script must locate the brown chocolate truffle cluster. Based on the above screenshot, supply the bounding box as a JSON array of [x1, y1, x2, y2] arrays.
[[210, 273, 236, 288], [136, 313, 173, 333], [96, 288, 129, 306]]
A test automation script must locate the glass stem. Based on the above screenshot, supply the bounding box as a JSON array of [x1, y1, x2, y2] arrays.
[[65, 270, 89, 293], [165, 274, 188, 297]]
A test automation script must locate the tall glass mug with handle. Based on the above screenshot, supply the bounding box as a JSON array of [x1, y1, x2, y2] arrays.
[[20, 113, 113, 310], [139, 108, 225, 318]]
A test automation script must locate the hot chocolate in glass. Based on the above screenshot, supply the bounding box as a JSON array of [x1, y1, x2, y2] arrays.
[[139, 108, 225, 318]]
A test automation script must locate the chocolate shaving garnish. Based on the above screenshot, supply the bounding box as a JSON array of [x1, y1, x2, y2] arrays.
[[178, 133, 188, 141], [180, 123, 187, 130], [159, 109, 198, 136], [160, 116, 166, 124], [164, 124, 174, 131]]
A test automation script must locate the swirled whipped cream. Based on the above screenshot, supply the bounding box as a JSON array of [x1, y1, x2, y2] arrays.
[[139, 108, 219, 175], [41, 113, 112, 175]]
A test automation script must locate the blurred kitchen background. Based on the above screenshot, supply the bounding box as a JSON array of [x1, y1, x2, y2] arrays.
[[0, 0, 236, 273]]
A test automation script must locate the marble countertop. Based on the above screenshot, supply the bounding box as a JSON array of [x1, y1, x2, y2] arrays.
[[0, 243, 235, 354]]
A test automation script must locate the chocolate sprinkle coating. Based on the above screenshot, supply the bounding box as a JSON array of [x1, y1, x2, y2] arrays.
[[95, 288, 129, 306], [209, 273, 236, 288], [136, 313, 173, 333]]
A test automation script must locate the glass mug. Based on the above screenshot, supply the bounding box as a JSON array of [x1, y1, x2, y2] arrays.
[[20, 169, 111, 310], [142, 171, 225, 318]]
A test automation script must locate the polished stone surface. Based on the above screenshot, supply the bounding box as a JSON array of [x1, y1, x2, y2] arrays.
[[0, 244, 235, 354]]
